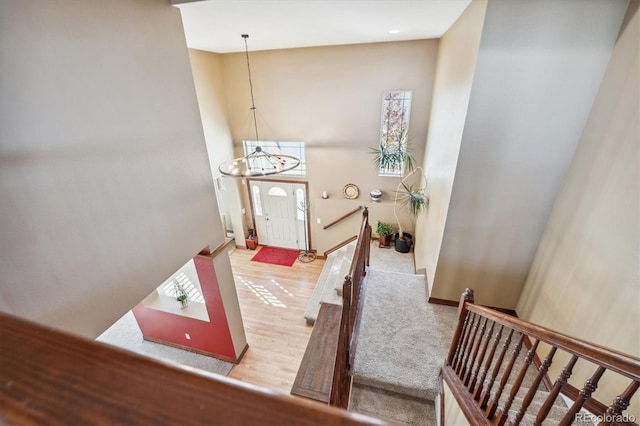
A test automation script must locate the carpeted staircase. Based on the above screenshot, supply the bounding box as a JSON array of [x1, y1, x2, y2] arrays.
[[466, 333, 574, 425], [301, 241, 573, 425], [351, 269, 456, 401], [348, 268, 457, 426], [303, 241, 416, 324], [302, 241, 454, 424], [347, 269, 572, 425], [303, 241, 356, 324]]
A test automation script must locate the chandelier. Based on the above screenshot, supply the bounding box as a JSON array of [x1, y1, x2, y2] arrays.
[[218, 35, 301, 177]]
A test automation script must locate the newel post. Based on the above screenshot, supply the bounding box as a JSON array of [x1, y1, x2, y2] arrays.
[[363, 207, 370, 270], [446, 288, 475, 366]]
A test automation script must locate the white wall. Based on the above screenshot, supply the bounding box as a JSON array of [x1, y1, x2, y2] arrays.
[[414, 0, 488, 289], [517, 1, 639, 418], [0, 0, 223, 338], [429, 0, 628, 308]]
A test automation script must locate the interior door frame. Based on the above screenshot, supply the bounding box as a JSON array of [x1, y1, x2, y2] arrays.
[[247, 178, 312, 250]]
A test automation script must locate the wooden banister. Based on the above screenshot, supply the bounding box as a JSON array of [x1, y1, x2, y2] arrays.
[[348, 220, 371, 371], [479, 327, 513, 409], [458, 313, 478, 377], [323, 206, 363, 230], [602, 381, 640, 426], [486, 334, 524, 419], [443, 366, 492, 425], [444, 290, 640, 426], [468, 319, 494, 392], [534, 354, 578, 425], [330, 277, 352, 409], [514, 345, 557, 424], [465, 304, 640, 381], [559, 366, 606, 425], [447, 288, 474, 365], [0, 312, 386, 425], [329, 207, 371, 408], [324, 235, 358, 257]]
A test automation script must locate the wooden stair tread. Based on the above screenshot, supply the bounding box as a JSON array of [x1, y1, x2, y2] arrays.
[[291, 303, 342, 403]]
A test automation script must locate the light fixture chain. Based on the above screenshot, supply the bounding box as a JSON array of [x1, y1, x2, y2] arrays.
[[243, 34, 260, 142], [217, 35, 301, 177]]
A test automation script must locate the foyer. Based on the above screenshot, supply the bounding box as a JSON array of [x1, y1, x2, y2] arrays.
[[224, 239, 424, 394], [1, 1, 638, 424]]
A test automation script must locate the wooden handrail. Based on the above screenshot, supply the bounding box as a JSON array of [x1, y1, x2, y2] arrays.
[[330, 208, 371, 408], [348, 211, 371, 368], [324, 235, 358, 257], [442, 366, 491, 425], [444, 289, 640, 426], [330, 277, 352, 409], [465, 304, 640, 381], [0, 312, 387, 425], [323, 206, 363, 230]]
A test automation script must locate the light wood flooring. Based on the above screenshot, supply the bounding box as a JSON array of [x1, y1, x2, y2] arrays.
[[227, 245, 325, 395]]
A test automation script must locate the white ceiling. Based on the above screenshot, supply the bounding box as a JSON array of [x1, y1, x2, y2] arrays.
[[174, 0, 471, 53]]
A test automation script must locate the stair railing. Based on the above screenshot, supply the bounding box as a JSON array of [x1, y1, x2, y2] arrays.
[[329, 207, 371, 408], [0, 312, 385, 425], [324, 235, 358, 258], [444, 289, 640, 426], [323, 206, 363, 230]]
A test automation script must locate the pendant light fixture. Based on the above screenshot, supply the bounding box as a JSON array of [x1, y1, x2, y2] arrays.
[[218, 34, 301, 177]]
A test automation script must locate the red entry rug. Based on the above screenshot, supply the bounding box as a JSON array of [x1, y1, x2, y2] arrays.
[[250, 246, 299, 267]]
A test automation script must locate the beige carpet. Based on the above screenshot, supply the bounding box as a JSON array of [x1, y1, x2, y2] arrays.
[[352, 269, 457, 400], [97, 311, 233, 376], [369, 241, 416, 274], [349, 383, 438, 426]]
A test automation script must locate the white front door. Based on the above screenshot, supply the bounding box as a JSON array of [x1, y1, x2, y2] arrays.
[[251, 181, 307, 250]]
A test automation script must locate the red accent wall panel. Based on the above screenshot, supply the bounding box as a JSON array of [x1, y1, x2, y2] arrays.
[[132, 255, 237, 361]]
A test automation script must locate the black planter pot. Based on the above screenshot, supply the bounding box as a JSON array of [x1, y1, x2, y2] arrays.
[[394, 232, 413, 253]]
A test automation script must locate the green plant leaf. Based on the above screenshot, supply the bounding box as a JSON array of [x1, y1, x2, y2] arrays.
[[375, 220, 394, 236], [370, 130, 415, 174], [397, 182, 427, 216]]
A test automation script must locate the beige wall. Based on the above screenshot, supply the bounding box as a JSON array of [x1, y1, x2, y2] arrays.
[[0, 0, 223, 338], [188, 49, 234, 181], [429, 0, 628, 308], [414, 0, 488, 291], [214, 250, 247, 357], [443, 379, 470, 426], [188, 49, 247, 244], [517, 0, 639, 417], [218, 40, 438, 254]]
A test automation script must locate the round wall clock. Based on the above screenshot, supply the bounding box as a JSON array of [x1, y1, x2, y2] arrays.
[[343, 184, 359, 199]]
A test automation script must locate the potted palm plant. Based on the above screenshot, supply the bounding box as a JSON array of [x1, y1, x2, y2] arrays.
[[370, 131, 415, 175], [375, 221, 395, 248], [393, 167, 428, 253]]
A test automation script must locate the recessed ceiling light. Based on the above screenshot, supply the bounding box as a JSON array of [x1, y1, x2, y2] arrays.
[[389, 29, 400, 34]]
